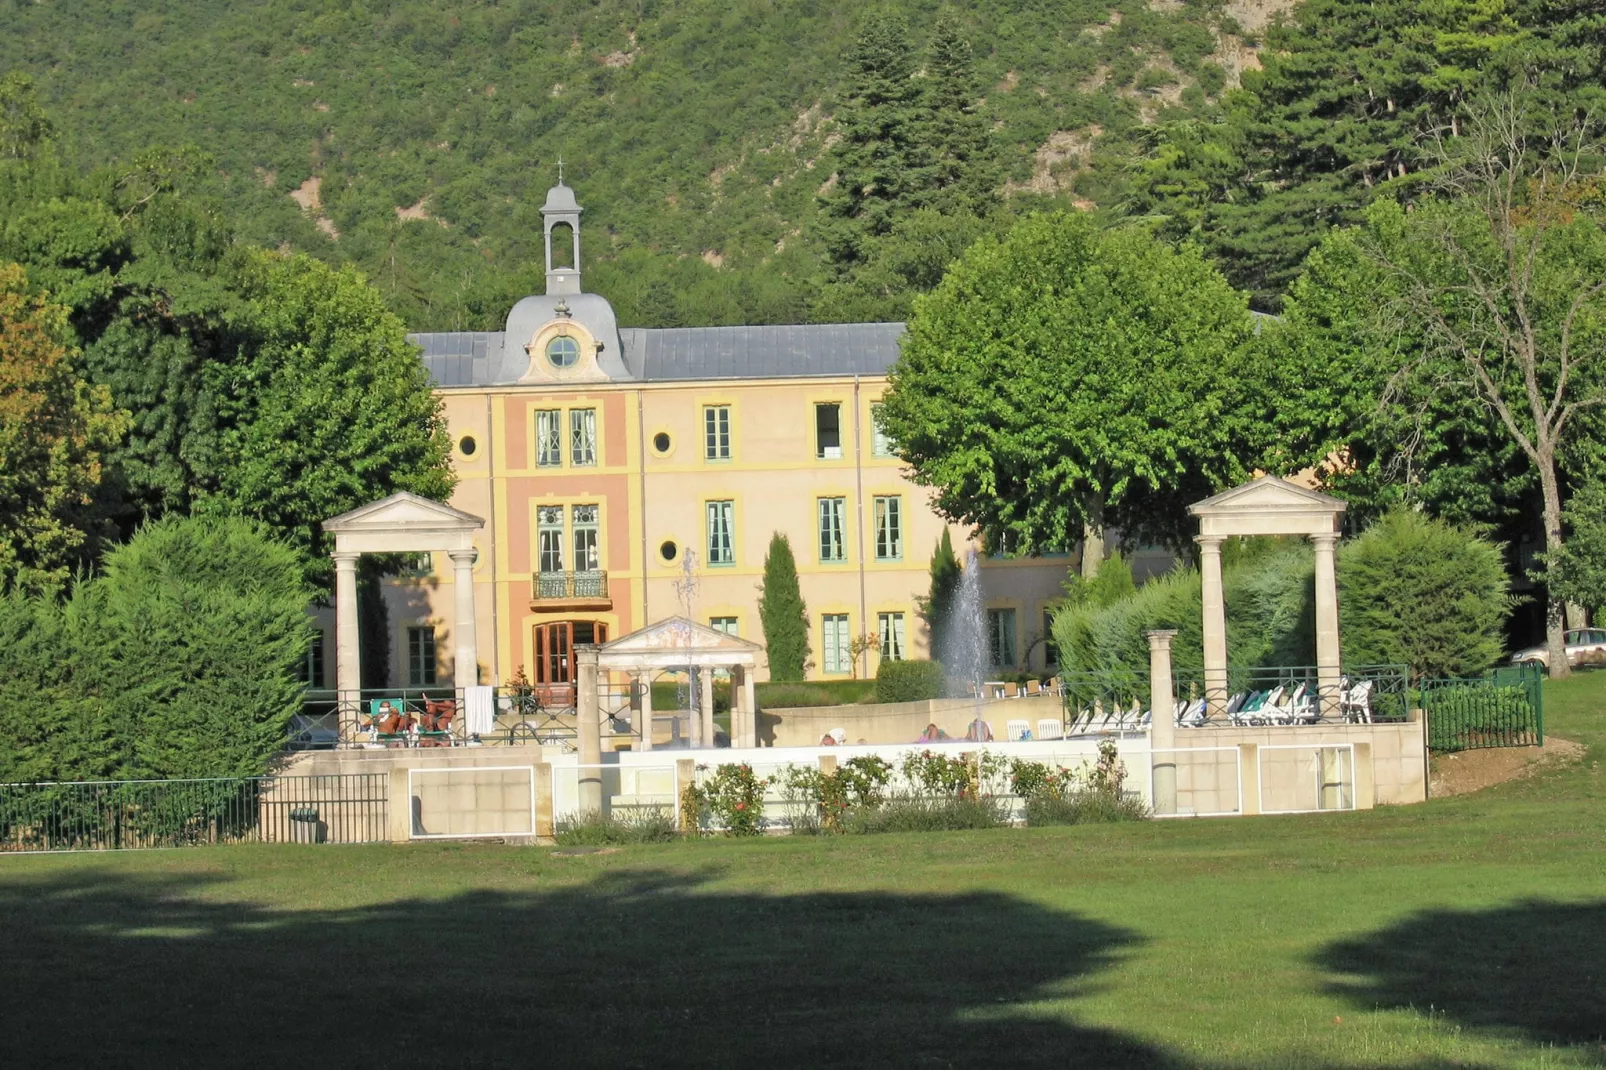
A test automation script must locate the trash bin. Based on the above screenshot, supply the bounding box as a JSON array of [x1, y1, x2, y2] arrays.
[[288, 807, 324, 844]]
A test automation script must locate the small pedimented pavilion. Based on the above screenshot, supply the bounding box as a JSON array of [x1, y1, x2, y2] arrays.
[[1187, 477, 1348, 717], [594, 616, 763, 750], [323, 493, 485, 737]]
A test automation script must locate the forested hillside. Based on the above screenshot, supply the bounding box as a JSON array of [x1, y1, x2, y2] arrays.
[[2, 0, 1600, 325], [0, 0, 1274, 327]]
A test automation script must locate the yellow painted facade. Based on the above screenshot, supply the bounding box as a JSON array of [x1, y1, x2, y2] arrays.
[[309, 182, 1139, 690]]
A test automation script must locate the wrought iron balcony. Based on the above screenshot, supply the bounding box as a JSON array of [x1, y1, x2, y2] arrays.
[[531, 570, 610, 607]]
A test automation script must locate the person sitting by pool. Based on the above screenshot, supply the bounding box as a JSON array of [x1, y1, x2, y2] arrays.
[[965, 717, 993, 743], [374, 700, 410, 738], [917, 722, 951, 743], [819, 732, 838, 746]]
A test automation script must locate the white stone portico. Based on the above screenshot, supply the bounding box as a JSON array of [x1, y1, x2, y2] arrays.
[[570, 616, 763, 812], [1187, 477, 1348, 718], [323, 493, 486, 739]]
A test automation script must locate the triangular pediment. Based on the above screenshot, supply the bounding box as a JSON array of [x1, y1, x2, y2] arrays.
[[1188, 476, 1347, 517], [323, 492, 485, 533], [600, 616, 763, 656]]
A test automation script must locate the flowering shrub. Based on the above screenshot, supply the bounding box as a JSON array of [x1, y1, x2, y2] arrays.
[[777, 755, 893, 833], [1089, 738, 1127, 797], [1010, 741, 1127, 802], [1007, 759, 1078, 801], [838, 755, 893, 806], [690, 762, 772, 836], [900, 749, 1006, 799], [901, 750, 970, 797]]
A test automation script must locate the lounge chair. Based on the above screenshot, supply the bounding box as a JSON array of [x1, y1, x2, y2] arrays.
[[1341, 679, 1374, 723], [1037, 718, 1064, 741], [1006, 719, 1031, 741]]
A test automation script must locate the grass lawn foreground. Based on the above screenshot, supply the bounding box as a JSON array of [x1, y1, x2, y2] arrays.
[[3, 676, 1605, 1067]]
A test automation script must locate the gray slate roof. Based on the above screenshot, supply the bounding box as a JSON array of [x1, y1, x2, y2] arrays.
[[619, 323, 904, 381], [413, 331, 499, 388], [409, 321, 905, 388]]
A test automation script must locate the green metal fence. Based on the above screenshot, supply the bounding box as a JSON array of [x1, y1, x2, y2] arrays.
[[0, 773, 389, 853], [1421, 662, 1544, 752], [1167, 664, 1411, 725]]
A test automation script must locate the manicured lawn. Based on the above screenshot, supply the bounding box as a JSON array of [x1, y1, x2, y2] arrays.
[[3, 677, 1604, 1067]]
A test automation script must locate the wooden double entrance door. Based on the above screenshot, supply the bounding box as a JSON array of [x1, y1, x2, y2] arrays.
[[531, 620, 609, 707]]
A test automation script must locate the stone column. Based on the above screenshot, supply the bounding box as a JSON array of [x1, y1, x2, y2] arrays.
[[1196, 534, 1228, 717], [727, 666, 744, 750], [1311, 532, 1342, 719], [699, 666, 716, 747], [333, 550, 362, 742], [576, 646, 602, 813], [742, 665, 757, 748], [687, 671, 704, 749], [637, 671, 654, 752], [1145, 629, 1179, 816], [448, 548, 479, 687]]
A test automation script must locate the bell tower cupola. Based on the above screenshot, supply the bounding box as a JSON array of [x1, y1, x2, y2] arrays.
[[541, 163, 583, 297]]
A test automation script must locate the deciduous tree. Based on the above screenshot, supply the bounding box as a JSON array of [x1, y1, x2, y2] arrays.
[[879, 211, 1256, 577], [1344, 91, 1606, 676], [208, 250, 455, 585], [0, 263, 124, 591]]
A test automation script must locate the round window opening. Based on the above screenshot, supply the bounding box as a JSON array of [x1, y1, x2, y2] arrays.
[[546, 335, 580, 369], [659, 540, 679, 563], [652, 431, 672, 453], [458, 435, 477, 457]]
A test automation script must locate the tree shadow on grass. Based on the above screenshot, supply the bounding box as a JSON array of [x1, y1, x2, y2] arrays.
[[1316, 899, 1606, 1049], [0, 861, 1189, 1068]]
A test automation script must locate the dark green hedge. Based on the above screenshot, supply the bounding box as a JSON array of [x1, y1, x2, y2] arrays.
[[875, 659, 947, 703]]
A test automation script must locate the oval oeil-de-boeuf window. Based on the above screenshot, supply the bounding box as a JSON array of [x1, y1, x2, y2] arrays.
[[546, 335, 580, 368]]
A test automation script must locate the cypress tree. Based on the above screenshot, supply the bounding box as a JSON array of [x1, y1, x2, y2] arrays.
[[758, 532, 810, 681], [923, 529, 961, 661]]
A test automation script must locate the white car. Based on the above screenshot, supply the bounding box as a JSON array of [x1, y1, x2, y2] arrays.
[[1510, 628, 1606, 668]]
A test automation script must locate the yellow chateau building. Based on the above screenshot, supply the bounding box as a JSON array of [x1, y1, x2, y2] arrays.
[[321, 181, 1113, 694]]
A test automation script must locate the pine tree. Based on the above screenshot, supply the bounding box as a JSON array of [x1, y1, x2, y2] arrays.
[[922, 528, 961, 661], [920, 16, 996, 219], [757, 532, 810, 681], [819, 13, 924, 270]]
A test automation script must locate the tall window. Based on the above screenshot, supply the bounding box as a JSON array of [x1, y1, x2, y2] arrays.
[[706, 500, 734, 565], [572, 504, 600, 572], [871, 403, 893, 457], [704, 405, 732, 461], [300, 629, 326, 688], [537, 505, 564, 573], [987, 608, 1017, 669], [710, 616, 739, 636], [535, 409, 562, 467], [873, 495, 903, 561], [822, 613, 851, 674], [878, 612, 906, 661], [818, 497, 846, 562], [407, 626, 437, 686], [1043, 609, 1059, 667], [815, 402, 842, 459], [570, 408, 597, 466]]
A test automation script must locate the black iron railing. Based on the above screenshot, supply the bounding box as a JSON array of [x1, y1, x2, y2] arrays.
[[0, 773, 389, 853]]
